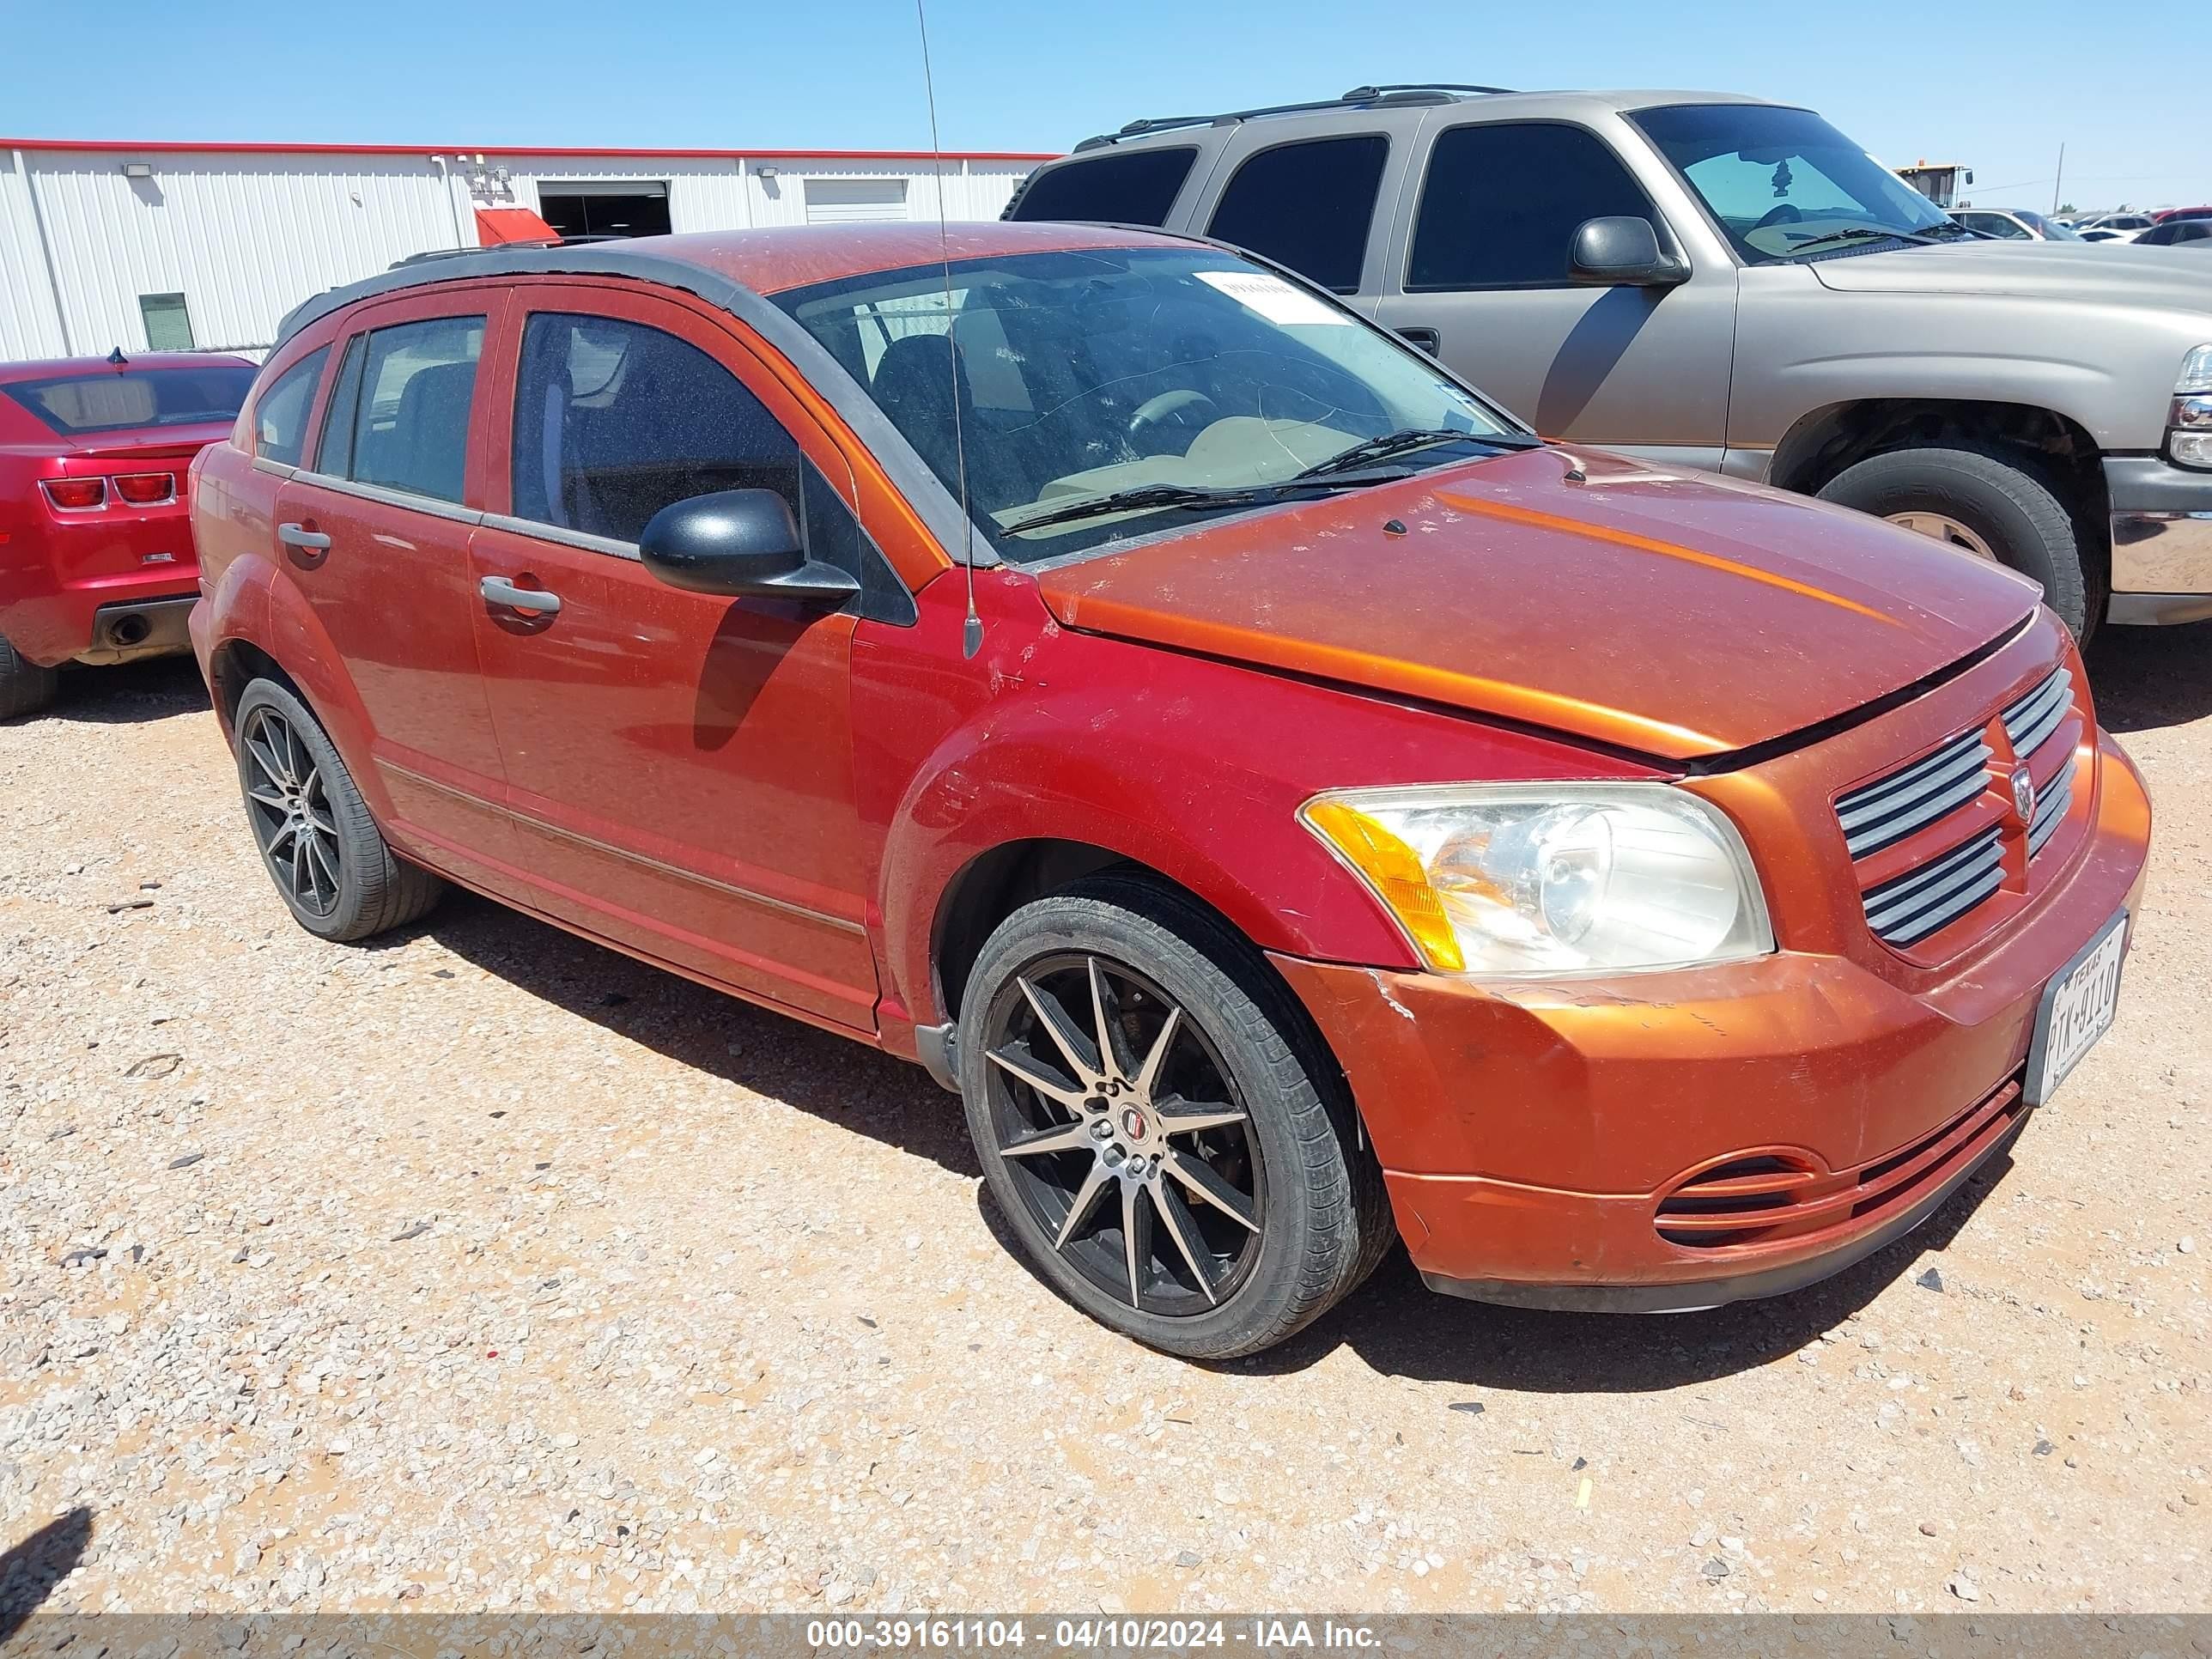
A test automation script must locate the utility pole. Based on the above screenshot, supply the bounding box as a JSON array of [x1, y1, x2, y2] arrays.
[[2052, 143, 2066, 216]]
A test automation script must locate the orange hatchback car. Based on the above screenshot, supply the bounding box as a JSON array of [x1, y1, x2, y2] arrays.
[[189, 223, 2150, 1356]]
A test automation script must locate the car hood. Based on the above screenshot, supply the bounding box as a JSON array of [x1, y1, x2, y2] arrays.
[[1031, 447, 2041, 762], [1809, 240, 2212, 309]]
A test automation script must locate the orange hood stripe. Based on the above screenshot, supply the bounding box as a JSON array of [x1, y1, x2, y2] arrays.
[[1434, 491, 1902, 627]]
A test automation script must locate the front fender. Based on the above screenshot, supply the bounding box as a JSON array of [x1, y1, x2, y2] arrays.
[[862, 579, 1659, 1031]]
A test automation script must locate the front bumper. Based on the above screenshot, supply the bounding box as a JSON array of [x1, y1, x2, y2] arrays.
[[1271, 732, 2152, 1314], [2106, 455, 2212, 624]]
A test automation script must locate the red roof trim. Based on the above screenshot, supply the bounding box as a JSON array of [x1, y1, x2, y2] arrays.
[[1, 137, 1056, 162]]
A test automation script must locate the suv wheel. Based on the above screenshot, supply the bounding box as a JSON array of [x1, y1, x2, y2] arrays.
[[957, 874, 1391, 1359], [1815, 444, 2098, 640], [0, 634, 59, 720], [233, 678, 442, 941]]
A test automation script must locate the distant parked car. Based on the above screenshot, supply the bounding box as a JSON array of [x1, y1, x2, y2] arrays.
[[2078, 214, 2154, 241], [2136, 219, 2212, 247], [1954, 208, 2084, 241], [1008, 85, 2212, 635], [2152, 206, 2212, 224], [0, 351, 256, 717]]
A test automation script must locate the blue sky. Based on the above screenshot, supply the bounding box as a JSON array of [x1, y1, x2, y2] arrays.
[[7, 0, 2204, 211]]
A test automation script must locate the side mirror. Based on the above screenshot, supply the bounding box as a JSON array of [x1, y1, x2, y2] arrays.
[[1568, 216, 1690, 289], [638, 489, 858, 604]]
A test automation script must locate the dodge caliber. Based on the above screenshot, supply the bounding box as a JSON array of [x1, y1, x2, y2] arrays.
[[187, 224, 2151, 1357]]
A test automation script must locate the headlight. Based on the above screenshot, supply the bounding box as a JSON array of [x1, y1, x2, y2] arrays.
[[1300, 782, 1774, 976], [2172, 348, 2212, 469]]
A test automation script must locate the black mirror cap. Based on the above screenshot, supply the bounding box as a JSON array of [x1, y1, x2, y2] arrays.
[[637, 489, 858, 604], [1569, 216, 1691, 288]]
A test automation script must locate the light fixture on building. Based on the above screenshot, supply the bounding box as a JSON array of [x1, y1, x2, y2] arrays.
[[755, 165, 779, 180], [121, 162, 154, 179]]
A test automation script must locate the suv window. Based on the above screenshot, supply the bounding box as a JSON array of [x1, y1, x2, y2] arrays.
[[1206, 135, 1388, 293], [325, 316, 484, 504], [252, 348, 331, 466], [1008, 148, 1200, 227], [1409, 123, 1658, 290], [511, 312, 801, 544]]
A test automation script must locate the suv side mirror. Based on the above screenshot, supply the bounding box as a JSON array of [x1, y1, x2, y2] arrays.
[[638, 489, 859, 604], [1569, 216, 1690, 289]]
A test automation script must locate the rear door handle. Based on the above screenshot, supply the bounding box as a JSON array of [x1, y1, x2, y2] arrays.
[[479, 574, 562, 616], [1395, 326, 1441, 356], [276, 522, 332, 550]]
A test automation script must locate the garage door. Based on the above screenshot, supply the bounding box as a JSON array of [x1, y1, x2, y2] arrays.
[[803, 179, 910, 224]]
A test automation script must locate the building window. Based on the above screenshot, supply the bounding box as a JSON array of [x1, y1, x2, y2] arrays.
[[139, 292, 195, 351], [803, 179, 909, 224], [535, 183, 672, 240]]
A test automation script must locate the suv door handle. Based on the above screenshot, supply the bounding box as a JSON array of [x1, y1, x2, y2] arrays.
[[479, 574, 562, 616], [1395, 326, 1441, 356], [276, 522, 332, 550]]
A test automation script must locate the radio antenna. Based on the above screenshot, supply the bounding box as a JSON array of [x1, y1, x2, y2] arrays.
[[914, 0, 983, 659]]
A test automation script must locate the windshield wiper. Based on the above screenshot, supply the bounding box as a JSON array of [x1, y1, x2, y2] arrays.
[[1003, 470, 1412, 538], [1293, 426, 1542, 480], [1781, 225, 1948, 257]]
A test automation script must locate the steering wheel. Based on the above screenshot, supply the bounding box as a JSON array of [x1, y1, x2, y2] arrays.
[[1127, 389, 1218, 447], [1753, 203, 1804, 229]]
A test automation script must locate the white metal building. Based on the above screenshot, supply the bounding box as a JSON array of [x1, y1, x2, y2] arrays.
[[0, 139, 1053, 362]]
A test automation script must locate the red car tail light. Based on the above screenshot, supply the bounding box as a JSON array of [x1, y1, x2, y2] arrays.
[[112, 471, 176, 505], [41, 477, 106, 510]]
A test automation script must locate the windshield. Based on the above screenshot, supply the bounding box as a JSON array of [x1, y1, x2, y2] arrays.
[[0, 364, 256, 437], [1631, 104, 1964, 264], [773, 247, 1522, 562]]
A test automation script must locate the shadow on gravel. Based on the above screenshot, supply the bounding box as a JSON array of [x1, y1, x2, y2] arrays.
[[0, 1507, 93, 1638], [2087, 617, 2212, 734], [1231, 1142, 2019, 1389], [412, 891, 981, 1179], [34, 655, 209, 726]]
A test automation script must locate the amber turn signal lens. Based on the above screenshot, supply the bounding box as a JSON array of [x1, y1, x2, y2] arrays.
[[113, 472, 174, 505], [41, 477, 106, 510], [1300, 798, 1467, 972]]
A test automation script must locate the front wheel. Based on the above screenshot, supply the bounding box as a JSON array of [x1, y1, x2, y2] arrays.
[[232, 678, 443, 941], [957, 875, 1390, 1359], [1815, 444, 2099, 640]]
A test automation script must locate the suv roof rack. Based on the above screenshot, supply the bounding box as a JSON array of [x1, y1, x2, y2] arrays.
[[1072, 82, 1518, 151]]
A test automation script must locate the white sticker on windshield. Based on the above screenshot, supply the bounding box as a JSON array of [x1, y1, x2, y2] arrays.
[[1194, 270, 1350, 325]]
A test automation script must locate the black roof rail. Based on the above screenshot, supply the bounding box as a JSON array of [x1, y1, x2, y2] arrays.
[[1069, 82, 1520, 151]]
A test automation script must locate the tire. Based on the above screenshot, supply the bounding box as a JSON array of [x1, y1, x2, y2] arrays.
[[0, 634, 59, 720], [232, 678, 442, 942], [1814, 444, 2099, 641], [957, 872, 1393, 1359]]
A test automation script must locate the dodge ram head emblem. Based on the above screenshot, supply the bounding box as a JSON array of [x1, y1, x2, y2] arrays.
[[2010, 767, 2038, 826]]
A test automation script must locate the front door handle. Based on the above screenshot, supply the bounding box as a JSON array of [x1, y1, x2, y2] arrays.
[[480, 574, 562, 616], [1395, 325, 1441, 356], [276, 522, 332, 550]]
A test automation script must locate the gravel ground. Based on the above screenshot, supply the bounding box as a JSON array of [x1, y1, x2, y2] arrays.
[[3, 628, 2209, 1620]]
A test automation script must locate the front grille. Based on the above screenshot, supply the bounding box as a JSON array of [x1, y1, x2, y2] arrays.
[[1654, 1070, 2027, 1251], [1836, 663, 2080, 952]]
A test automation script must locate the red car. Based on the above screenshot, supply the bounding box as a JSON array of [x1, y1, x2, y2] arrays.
[[188, 225, 2149, 1358], [0, 350, 257, 717]]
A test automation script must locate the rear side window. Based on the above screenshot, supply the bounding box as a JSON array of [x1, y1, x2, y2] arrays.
[[1409, 123, 1657, 290], [2, 364, 256, 438], [1008, 147, 1199, 226], [252, 349, 331, 466], [330, 316, 484, 504], [510, 313, 801, 544], [1206, 136, 1388, 293]]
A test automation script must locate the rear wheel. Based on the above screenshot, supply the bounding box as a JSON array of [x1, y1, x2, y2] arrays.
[[1815, 444, 2099, 640], [957, 875, 1390, 1359], [0, 635, 59, 720], [233, 678, 442, 941]]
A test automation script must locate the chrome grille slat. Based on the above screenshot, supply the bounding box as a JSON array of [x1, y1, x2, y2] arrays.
[[1835, 732, 1992, 857], [2027, 752, 2075, 858], [1863, 832, 2003, 938], [2002, 666, 2072, 759]]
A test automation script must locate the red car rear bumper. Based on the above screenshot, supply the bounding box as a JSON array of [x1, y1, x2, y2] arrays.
[[0, 512, 199, 666], [1272, 733, 2152, 1313]]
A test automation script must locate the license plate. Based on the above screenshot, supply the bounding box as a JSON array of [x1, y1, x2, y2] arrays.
[[2025, 910, 2128, 1107]]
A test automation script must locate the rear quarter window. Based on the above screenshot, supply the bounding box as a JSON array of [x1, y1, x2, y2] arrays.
[[1008, 147, 1200, 226]]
